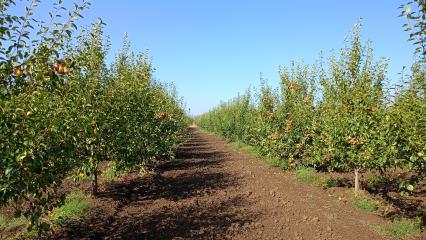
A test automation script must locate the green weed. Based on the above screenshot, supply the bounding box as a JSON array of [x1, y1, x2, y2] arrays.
[[375, 218, 422, 240], [267, 157, 290, 170], [233, 141, 259, 156], [351, 192, 380, 212], [101, 162, 118, 183], [318, 177, 340, 189], [295, 167, 317, 183], [295, 167, 338, 189], [0, 214, 27, 230], [48, 192, 92, 227]]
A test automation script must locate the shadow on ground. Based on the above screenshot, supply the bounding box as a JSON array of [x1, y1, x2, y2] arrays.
[[49, 128, 259, 240], [332, 174, 425, 227]]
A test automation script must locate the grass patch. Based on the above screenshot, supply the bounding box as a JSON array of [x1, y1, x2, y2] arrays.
[[0, 214, 27, 230], [101, 162, 118, 183], [34, 192, 92, 238], [0, 192, 91, 239], [232, 141, 259, 156], [48, 192, 92, 227], [351, 191, 380, 212], [267, 157, 290, 170], [295, 167, 339, 189], [296, 167, 317, 183], [375, 218, 422, 240], [319, 177, 340, 189], [231, 141, 291, 169]]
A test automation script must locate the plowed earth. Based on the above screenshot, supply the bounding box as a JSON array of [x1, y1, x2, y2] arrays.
[[47, 126, 423, 240]]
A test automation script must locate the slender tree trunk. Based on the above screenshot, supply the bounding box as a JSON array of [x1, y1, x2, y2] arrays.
[[92, 164, 98, 196], [354, 167, 360, 193]]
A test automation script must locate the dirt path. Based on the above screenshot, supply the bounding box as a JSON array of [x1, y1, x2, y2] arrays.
[[52, 126, 393, 240]]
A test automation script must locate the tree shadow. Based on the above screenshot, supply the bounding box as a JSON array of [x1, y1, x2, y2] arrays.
[[375, 178, 426, 227], [175, 150, 226, 160], [108, 195, 260, 240], [52, 195, 259, 240], [381, 195, 425, 227], [332, 173, 425, 227], [158, 158, 223, 172], [48, 127, 260, 239], [97, 170, 238, 207], [180, 141, 209, 148]]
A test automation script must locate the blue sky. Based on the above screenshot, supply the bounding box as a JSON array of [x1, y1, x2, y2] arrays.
[[11, 1, 416, 115]]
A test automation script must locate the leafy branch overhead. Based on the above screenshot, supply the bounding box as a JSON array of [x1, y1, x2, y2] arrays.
[[400, 0, 426, 61]]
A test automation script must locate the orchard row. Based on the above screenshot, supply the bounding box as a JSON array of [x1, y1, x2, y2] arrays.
[[0, 0, 187, 232], [196, 23, 425, 192]]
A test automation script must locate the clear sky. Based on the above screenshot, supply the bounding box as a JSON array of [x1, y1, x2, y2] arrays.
[[10, 1, 417, 115]]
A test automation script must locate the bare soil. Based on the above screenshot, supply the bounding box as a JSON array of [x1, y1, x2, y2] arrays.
[[6, 126, 425, 239]]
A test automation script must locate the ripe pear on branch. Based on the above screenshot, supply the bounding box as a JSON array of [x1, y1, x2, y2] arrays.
[[53, 60, 70, 74]]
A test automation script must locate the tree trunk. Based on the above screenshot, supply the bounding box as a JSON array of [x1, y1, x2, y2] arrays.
[[354, 167, 360, 193], [92, 165, 98, 196]]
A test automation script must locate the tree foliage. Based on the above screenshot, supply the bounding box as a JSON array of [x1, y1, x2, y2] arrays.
[[400, 0, 426, 61], [0, 0, 187, 233], [196, 22, 425, 193]]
